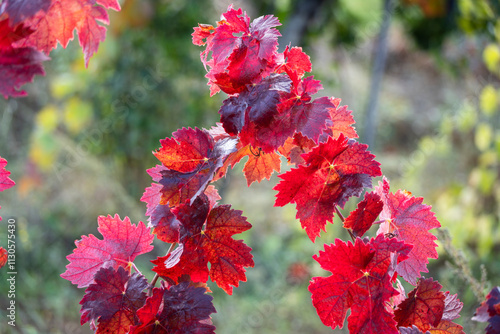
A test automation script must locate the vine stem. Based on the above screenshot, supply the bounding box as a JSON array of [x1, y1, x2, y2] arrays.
[[148, 242, 176, 297], [335, 205, 356, 242]]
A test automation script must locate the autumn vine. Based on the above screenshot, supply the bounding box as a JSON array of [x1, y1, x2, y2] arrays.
[[2, 1, 500, 333]]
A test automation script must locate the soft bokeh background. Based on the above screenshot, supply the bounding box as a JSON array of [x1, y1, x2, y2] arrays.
[[0, 0, 499, 333]]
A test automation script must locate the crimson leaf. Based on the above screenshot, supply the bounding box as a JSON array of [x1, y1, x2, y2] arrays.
[[274, 134, 382, 241], [80, 266, 148, 333], [61, 214, 154, 288], [343, 191, 383, 238], [309, 234, 412, 333], [375, 177, 441, 285], [130, 282, 216, 334], [151, 127, 236, 207], [152, 195, 253, 294]]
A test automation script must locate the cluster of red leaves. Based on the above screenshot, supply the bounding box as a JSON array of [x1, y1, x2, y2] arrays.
[[58, 5, 466, 334], [0, 0, 121, 98], [0, 156, 15, 269], [473, 287, 500, 333]]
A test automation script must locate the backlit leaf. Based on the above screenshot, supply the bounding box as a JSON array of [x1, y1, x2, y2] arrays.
[[61, 214, 154, 288]]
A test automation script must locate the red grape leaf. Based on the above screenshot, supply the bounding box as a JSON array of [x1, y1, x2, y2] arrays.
[[0, 46, 48, 98], [343, 191, 383, 238], [473, 287, 500, 334], [130, 282, 216, 334], [278, 132, 316, 165], [61, 214, 154, 288], [218, 73, 291, 136], [375, 177, 441, 285], [192, 23, 216, 46], [14, 0, 121, 66], [0, 156, 15, 193], [80, 266, 147, 333], [195, 6, 281, 95], [0, 19, 35, 48], [152, 128, 236, 207], [215, 142, 281, 186], [321, 97, 358, 139], [309, 234, 412, 333], [154, 127, 215, 173], [274, 134, 382, 242], [152, 195, 253, 294], [3, 0, 51, 24], [394, 278, 445, 331], [0, 247, 7, 269], [428, 320, 465, 334], [0, 156, 16, 221], [275, 45, 311, 78]]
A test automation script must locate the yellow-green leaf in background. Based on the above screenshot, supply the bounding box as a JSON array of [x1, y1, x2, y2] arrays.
[[29, 130, 59, 171], [63, 97, 93, 134], [475, 122, 493, 151], [483, 43, 500, 73], [36, 105, 59, 132], [457, 101, 477, 132], [479, 85, 498, 116]]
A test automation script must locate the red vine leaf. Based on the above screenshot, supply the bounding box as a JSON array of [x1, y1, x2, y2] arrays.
[[152, 195, 253, 294], [0, 156, 16, 220], [322, 97, 358, 139], [0, 247, 7, 269], [3, 0, 51, 24], [309, 234, 412, 333], [152, 128, 236, 207], [196, 6, 281, 95], [343, 191, 383, 238], [218, 73, 291, 136], [275, 45, 311, 78], [61, 214, 154, 288], [130, 282, 216, 334], [215, 142, 281, 186], [395, 278, 445, 331], [274, 134, 382, 241], [154, 127, 215, 173], [375, 177, 441, 285], [80, 266, 148, 333], [14, 0, 121, 66]]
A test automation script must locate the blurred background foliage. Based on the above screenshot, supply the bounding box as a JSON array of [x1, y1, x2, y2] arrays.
[[0, 0, 499, 333]]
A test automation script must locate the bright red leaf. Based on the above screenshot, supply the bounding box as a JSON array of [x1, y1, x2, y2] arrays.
[[0, 247, 7, 269], [275, 45, 312, 78], [152, 195, 253, 294], [343, 191, 383, 238], [130, 282, 216, 334], [274, 134, 382, 241], [375, 177, 441, 285], [195, 5, 281, 95], [309, 234, 412, 333], [61, 214, 154, 288], [80, 266, 148, 333], [0, 156, 16, 221], [14, 0, 121, 66]]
